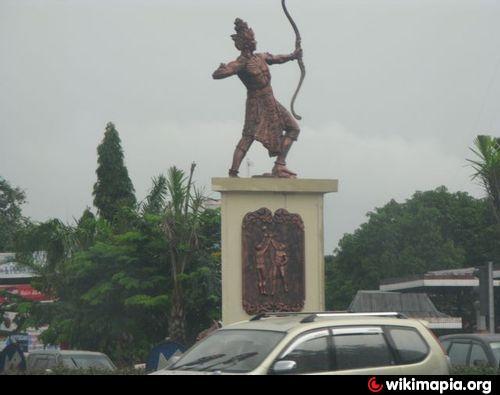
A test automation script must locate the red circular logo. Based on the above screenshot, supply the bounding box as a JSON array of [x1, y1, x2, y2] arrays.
[[368, 377, 384, 393]]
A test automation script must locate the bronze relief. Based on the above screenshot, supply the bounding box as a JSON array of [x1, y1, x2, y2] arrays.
[[242, 208, 305, 315]]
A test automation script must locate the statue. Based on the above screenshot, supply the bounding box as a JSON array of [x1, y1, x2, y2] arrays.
[[212, 1, 305, 178], [270, 240, 289, 296], [254, 230, 272, 295]]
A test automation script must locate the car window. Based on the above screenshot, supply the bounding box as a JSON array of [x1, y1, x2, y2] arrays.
[[447, 342, 470, 366], [170, 329, 285, 373], [46, 355, 57, 369], [280, 330, 330, 374], [489, 342, 500, 366], [333, 329, 394, 371], [469, 343, 489, 367], [31, 356, 49, 371], [387, 327, 429, 364], [63, 354, 115, 370]]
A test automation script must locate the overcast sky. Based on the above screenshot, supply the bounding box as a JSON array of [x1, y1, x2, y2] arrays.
[[1, 0, 500, 253]]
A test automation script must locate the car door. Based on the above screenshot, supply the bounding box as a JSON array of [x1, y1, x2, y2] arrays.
[[468, 342, 490, 368], [447, 341, 471, 367], [330, 326, 402, 375], [275, 329, 332, 374]]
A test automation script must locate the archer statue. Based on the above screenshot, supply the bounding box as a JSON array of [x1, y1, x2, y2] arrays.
[[212, 1, 305, 178]]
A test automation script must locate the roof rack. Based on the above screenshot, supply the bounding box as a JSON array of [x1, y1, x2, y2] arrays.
[[300, 312, 408, 323], [250, 311, 348, 321], [249, 311, 407, 322]]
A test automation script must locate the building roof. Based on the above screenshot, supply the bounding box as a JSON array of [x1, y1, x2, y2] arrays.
[[379, 266, 500, 292], [0, 252, 43, 281], [348, 291, 462, 329]]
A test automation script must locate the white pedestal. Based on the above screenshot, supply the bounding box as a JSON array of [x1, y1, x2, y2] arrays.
[[212, 178, 338, 325]]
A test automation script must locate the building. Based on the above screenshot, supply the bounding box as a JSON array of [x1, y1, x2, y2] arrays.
[[1, 252, 51, 352], [0, 253, 47, 303], [349, 290, 462, 331], [379, 266, 500, 333], [379, 267, 500, 293]]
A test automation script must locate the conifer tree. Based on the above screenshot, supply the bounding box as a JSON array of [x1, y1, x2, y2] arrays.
[[93, 122, 136, 222]]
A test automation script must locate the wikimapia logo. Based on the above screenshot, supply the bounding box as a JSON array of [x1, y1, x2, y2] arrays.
[[368, 377, 384, 393], [367, 377, 492, 394]]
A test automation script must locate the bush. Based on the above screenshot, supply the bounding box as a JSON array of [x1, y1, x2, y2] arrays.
[[451, 366, 500, 375], [1, 367, 146, 375]]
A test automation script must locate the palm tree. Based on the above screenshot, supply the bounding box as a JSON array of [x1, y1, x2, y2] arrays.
[[161, 163, 205, 345], [469, 135, 500, 223]]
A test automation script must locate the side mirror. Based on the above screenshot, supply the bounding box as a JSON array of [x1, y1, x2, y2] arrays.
[[272, 360, 297, 375]]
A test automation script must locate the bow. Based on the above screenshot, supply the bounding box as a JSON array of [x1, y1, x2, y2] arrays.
[[282, 0, 305, 121]]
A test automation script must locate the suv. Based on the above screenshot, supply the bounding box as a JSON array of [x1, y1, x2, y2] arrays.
[[152, 312, 450, 375], [27, 350, 116, 372], [440, 334, 500, 369]]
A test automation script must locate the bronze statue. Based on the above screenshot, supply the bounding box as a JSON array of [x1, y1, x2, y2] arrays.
[[270, 240, 289, 296], [213, 4, 304, 178], [254, 230, 272, 295]]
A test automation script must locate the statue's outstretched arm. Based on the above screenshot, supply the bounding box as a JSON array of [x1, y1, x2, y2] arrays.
[[212, 60, 243, 79], [264, 49, 302, 65]]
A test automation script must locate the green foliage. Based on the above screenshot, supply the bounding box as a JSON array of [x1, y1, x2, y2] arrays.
[[451, 365, 500, 375], [326, 187, 498, 310], [1, 367, 146, 375], [469, 135, 500, 223], [93, 122, 136, 223], [12, 175, 221, 366], [0, 176, 27, 252], [160, 163, 209, 345]]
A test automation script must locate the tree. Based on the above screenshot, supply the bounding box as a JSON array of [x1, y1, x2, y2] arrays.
[[469, 135, 500, 222], [14, 208, 171, 365], [326, 187, 498, 310], [161, 164, 206, 345], [93, 122, 136, 223], [12, 171, 221, 365], [0, 177, 26, 252]]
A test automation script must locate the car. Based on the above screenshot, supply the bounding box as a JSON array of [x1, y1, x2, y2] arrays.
[[439, 334, 500, 369], [27, 350, 116, 372], [151, 312, 450, 375]]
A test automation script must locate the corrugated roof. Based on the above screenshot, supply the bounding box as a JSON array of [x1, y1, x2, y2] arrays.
[[349, 291, 448, 318]]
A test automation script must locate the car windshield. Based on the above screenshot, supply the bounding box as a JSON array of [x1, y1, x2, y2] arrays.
[[169, 329, 285, 373], [490, 342, 500, 366], [61, 354, 115, 370]]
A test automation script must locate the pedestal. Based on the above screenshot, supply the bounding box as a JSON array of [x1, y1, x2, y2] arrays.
[[212, 178, 338, 325]]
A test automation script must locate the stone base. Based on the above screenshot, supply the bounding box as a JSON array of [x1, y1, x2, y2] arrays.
[[212, 178, 338, 325]]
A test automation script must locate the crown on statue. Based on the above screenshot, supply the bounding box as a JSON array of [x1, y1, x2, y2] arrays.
[[231, 18, 255, 51]]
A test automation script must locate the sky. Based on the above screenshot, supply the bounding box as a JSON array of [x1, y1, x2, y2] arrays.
[[1, 0, 500, 253]]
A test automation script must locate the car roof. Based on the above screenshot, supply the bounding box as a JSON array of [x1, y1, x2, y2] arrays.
[[223, 313, 424, 333], [440, 334, 500, 342]]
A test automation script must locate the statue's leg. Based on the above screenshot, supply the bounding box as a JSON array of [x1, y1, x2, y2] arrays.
[[229, 136, 253, 177], [272, 128, 300, 178], [272, 103, 300, 178]]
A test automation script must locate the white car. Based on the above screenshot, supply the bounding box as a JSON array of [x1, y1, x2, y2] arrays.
[[152, 312, 450, 375]]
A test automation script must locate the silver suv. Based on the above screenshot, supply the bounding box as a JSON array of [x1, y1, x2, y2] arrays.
[[153, 312, 450, 375]]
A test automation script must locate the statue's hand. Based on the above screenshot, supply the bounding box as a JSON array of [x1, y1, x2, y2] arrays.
[[293, 48, 303, 60]]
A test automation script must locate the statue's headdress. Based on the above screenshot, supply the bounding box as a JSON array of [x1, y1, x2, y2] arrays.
[[231, 18, 255, 51]]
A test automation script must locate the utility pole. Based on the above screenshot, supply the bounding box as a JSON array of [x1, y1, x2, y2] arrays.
[[246, 158, 254, 178], [488, 262, 495, 334]]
